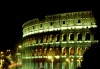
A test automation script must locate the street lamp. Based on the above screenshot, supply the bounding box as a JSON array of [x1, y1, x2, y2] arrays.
[[47, 48, 55, 69], [48, 56, 54, 69]]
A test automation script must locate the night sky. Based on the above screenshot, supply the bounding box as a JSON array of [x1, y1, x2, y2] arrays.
[[0, 1, 99, 52]]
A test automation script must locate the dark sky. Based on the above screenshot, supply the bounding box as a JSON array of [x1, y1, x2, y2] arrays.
[[0, 1, 99, 51]]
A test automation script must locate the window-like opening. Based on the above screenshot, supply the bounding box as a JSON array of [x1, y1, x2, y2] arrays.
[[29, 38, 32, 45], [40, 24, 42, 27], [62, 34, 66, 41], [63, 21, 65, 24], [33, 26, 34, 29], [28, 27, 30, 31], [32, 50, 34, 56], [77, 33, 82, 41], [69, 47, 74, 56], [77, 47, 82, 55], [56, 34, 60, 42], [44, 35, 48, 43], [36, 38, 38, 44], [78, 20, 81, 23], [48, 48, 54, 56], [40, 36, 43, 43], [35, 49, 38, 56], [50, 22, 53, 26], [44, 48, 47, 56], [55, 48, 60, 55], [50, 35, 54, 42], [39, 49, 42, 56], [62, 47, 66, 55], [69, 33, 74, 41], [85, 33, 90, 40]]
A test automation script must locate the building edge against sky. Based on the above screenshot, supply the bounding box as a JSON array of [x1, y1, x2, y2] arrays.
[[19, 11, 98, 69]]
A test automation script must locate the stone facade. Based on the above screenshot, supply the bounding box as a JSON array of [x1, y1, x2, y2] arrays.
[[21, 11, 98, 69]]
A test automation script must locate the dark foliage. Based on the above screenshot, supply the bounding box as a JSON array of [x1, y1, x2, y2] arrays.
[[2, 54, 11, 69], [77, 41, 100, 69], [4, 57, 11, 65]]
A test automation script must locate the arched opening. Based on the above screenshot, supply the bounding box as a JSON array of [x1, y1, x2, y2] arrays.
[[56, 34, 60, 42], [62, 47, 66, 56], [77, 47, 82, 56], [77, 33, 82, 41], [35, 49, 38, 56], [62, 34, 66, 41], [69, 47, 74, 56], [40, 36, 43, 43], [69, 33, 74, 41], [32, 50, 34, 56], [36, 37, 38, 44], [44, 35, 48, 43], [55, 48, 60, 55], [39, 49, 42, 56], [50, 34, 54, 42], [85, 32, 90, 40], [44, 48, 47, 56]]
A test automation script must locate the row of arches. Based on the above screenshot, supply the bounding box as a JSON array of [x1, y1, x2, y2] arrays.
[[22, 47, 89, 57], [23, 32, 91, 47]]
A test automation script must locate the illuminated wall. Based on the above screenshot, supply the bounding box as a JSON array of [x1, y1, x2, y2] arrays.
[[21, 11, 98, 69]]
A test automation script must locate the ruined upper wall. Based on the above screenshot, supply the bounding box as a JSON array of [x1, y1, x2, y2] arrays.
[[22, 11, 95, 28]]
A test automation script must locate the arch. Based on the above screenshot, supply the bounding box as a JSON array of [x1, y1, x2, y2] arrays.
[[40, 36, 43, 43], [36, 37, 38, 44], [69, 33, 74, 41], [44, 48, 47, 56], [44, 35, 48, 43], [35, 49, 38, 56], [48, 48, 54, 56], [30, 38, 33, 45], [55, 48, 60, 55], [77, 47, 82, 55], [56, 34, 60, 42], [62, 47, 66, 56], [39, 49, 42, 56], [32, 50, 34, 56], [50, 34, 54, 42], [32, 37, 35, 44], [62, 33, 66, 41], [85, 32, 90, 40], [69, 47, 74, 56], [77, 33, 82, 41]]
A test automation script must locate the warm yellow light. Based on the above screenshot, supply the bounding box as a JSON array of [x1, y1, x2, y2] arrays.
[[55, 56, 60, 59], [1, 51, 3, 54], [71, 59, 74, 61], [66, 59, 69, 62], [2, 60, 4, 61], [18, 45, 22, 48], [77, 59, 80, 62], [7, 49, 10, 52], [48, 56, 53, 59]]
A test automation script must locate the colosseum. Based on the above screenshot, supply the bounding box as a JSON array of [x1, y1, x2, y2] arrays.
[[20, 11, 98, 69]]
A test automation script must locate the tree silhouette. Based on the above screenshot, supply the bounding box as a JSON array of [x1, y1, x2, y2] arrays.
[[77, 41, 100, 69], [2, 52, 11, 69]]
